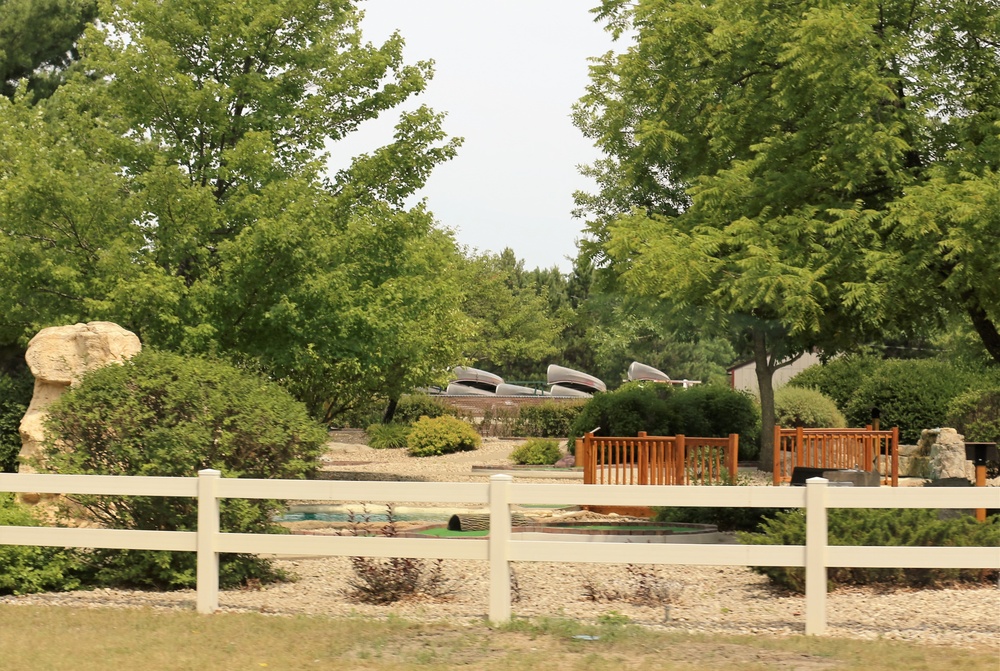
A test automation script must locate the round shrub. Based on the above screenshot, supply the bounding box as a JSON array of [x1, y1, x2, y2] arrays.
[[844, 359, 977, 443], [407, 415, 481, 457], [568, 382, 675, 448], [773, 386, 846, 429], [0, 495, 81, 595], [947, 386, 1000, 443], [43, 350, 328, 589], [667, 385, 761, 461], [366, 422, 411, 449], [788, 354, 884, 411], [510, 438, 562, 465], [0, 368, 33, 473]]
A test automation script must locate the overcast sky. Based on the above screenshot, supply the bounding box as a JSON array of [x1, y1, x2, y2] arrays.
[[328, 1, 621, 272]]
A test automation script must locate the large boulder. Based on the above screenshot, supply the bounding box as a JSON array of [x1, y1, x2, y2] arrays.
[[17, 322, 141, 476], [920, 427, 973, 481]]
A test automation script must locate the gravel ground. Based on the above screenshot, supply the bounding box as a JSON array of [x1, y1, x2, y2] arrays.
[[3, 438, 998, 651]]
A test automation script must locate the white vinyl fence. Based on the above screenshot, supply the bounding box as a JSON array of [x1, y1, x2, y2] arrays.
[[1, 471, 998, 635]]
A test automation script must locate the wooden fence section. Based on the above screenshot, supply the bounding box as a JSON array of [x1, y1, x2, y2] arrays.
[[773, 426, 899, 487], [576, 432, 738, 486], [1, 472, 998, 636]]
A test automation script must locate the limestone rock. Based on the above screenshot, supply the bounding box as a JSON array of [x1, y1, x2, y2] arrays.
[[17, 322, 141, 473], [924, 427, 972, 481]]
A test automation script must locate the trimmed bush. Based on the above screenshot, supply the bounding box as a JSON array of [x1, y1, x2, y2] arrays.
[[407, 415, 481, 457], [844, 359, 977, 443], [394, 394, 451, 425], [0, 368, 33, 473], [568, 382, 675, 448], [510, 438, 562, 465], [668, 385, 761, 461], [740, 508, 999, 592], [517, 402, 585, 438], [0, 495, 81, 594], [948, 386, 1000, 443], [43, 350, 328, 590], [568, 383, 761, 459], [773, 386, 846, 429], [788, 354, 884, 411], [366, 422, 410, 449]]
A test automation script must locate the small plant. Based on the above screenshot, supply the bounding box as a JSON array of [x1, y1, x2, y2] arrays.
[[582, 564, 685, 607], [342, 505, 454, 604], [393, 394, 451, 424], [365, 422, 410, 449], [407, 415, 481, 457], [596, 610, 631, 626], [509, 438, 562, 465]]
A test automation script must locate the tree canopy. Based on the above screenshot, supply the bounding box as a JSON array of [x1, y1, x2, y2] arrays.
[[575, 0, 1000, 466], [0, 0, 467, 422]]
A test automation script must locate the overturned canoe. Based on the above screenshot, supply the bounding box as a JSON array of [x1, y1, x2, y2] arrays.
[[444, 382, 497, 396], [546, 364, 607, 393], [548, 384, 595, 398], [450, 366, 503, 393], [495, 383, 549, 396], [627, 361, 671, 383]]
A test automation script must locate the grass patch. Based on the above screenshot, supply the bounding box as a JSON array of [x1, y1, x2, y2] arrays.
[[0, 606, 997, 671], [416, 528, 490, 537]]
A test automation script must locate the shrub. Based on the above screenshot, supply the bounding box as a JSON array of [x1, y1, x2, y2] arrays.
[[407, 415, 481, 457], [788, 354, 885, 411], [342, 505, 453, 604], [654, 473, 788, 532], [510, 438, 562, 465], [844, 359, 977, 443], [365, 422, 410, 449], [667, 385, 761, 461], [517, 402, 585, 437], [739, 508, 999, 592], [568, 382, 675, 449], [393, 393, 451, 425], [947, 386, 1000, 443], [42, 350, 328, 589], [0, 368, 33, 473], [773, 386, 846, 429], [0, 495, 81, 594]]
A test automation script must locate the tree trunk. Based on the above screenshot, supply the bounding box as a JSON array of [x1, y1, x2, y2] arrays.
[[754, 329, 777, 473], [964, 296, 1000, 364], [382, 397, 399, 424]]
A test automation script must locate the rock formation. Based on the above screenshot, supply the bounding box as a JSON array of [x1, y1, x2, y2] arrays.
[[17, 322, 141, 475]]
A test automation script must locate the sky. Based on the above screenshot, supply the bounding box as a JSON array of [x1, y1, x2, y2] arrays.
[[328, 1, 622, 272]]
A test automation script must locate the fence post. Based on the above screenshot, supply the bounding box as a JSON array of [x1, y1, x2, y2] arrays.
[[637, 431, 649, 485], [773, 426, 781, 486], [488, 474, 513, 623], [805, 477, 829, 635], [674, 434, 686, 484], [728, 434, 739, 484], [890, 427, 899, 487], [196, 469, 221, 614]]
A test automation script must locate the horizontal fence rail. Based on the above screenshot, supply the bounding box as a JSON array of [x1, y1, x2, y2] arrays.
[[774, 426, 900, 487], [1, 471, 998, 635], [576, 432, 738, 486]]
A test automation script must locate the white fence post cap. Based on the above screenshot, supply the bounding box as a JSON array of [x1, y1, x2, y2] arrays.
[[198, 469, 221, 477], [805, 477, 829, 484], [489, 474, 514, 482]]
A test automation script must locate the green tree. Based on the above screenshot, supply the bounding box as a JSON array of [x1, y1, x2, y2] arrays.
[[0, 0, 97, 100], [575, 0, 998, 469], [0, 0, 466, 422]]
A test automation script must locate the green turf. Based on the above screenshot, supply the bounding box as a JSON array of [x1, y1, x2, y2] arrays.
[[416, 528, 490, 537]]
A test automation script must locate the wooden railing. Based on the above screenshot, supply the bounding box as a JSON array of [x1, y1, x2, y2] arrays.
[[773, 426, 899, 487], [576, 431, 739, 486]]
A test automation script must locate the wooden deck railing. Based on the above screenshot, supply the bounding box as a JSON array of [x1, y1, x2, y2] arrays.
[[773, 426, 899, 487], [576, 431, 739, 486]]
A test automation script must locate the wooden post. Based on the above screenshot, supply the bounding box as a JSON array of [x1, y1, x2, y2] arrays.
[[976, 462, 987, 522], [580, 433, 592, 485], [196, 469, 220, 615], [638, 431, 649, 486], [890, 427, 899, 488], [728, 434, 739, 484], [675, 434, 686, 485], [773, 426, 782, 486]]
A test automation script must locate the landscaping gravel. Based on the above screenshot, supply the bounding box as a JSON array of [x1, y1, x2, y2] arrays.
[[3, 438, 997, 651]]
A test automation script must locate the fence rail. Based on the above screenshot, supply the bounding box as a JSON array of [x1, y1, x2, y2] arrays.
[[774, 426, 899, 486], [1, 471, 997, 635], [576, 432, 739, 485]]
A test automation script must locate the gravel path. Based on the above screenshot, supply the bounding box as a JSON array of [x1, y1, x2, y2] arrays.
[[3, 438, 998, 651]]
